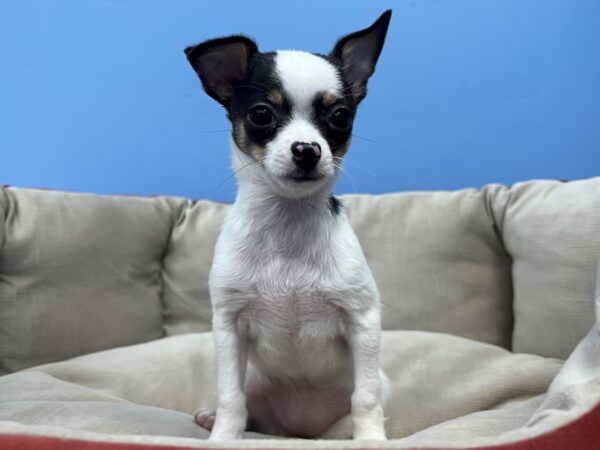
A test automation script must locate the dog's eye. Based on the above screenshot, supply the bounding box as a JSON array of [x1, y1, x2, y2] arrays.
[[329, 107, 353, 131], [248, 105, 275, 128]]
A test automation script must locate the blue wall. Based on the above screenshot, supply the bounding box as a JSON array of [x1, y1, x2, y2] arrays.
[[1, 0, 599, 202]]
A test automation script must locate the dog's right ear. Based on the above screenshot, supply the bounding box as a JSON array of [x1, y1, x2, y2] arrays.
[[184, 36, 258, 106], [330, 10, 391, 103]]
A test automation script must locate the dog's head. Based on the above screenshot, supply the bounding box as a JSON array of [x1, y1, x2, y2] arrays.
[[185, 10, 391, 198]]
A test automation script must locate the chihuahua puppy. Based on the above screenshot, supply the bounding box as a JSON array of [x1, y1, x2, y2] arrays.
[[185, 10, 392, 440]]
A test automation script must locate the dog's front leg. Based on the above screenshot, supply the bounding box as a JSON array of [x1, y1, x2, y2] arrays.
[[209, 310, 248, 440], [348, 308, 386, 440]]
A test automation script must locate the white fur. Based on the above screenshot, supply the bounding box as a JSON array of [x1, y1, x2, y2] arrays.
[[201, 51, 388, 441], [275, 50, 342, 113], [263, 117, 335, 198], [258, 51, 342, 198]]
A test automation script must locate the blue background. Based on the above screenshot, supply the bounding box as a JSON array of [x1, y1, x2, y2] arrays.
[[1, 0, 599, 202]]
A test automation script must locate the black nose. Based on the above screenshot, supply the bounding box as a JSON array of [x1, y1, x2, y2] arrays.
[[291, 142, 321, 170]]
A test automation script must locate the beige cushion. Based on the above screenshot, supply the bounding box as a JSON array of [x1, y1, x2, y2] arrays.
[[0, 188, 183, 374], [161, 199, 229, 335], [0, 184, 517, 375], [0, 331, 561, 441], [2, 181, 600, 447], [493, 178, 600, 359], [3, 178, 598, 373], [0, 189, 5, 247], [342, 188, 513, 347], [597, 261, 600, 325]]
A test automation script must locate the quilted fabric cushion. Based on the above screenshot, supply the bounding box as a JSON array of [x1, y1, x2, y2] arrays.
[[0, 187, 183, 374], [493, 178, 600, 359], [342, 187, 513, 347]]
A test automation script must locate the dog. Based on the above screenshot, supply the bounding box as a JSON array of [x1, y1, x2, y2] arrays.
[[184, 10, 392, 440]]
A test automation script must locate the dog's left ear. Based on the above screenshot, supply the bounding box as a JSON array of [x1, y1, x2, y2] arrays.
[[330, 10, 392, 103], [185, 35, 258, 106]]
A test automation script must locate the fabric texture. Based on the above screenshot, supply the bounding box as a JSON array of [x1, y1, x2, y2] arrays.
[[0, 188, 183, 374], [526, 262, 600, 427], [492, 178, 600, 358], [343, 188, 513, 347], [4, 407, 600, 450], [0, 331, 562, 442], [0, 188, 5, 247], [161, 199, 229, 335]]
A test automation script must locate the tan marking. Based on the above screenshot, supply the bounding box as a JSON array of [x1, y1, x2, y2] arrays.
[[334, 138, 352, 158], [322, 91, 339, 106], [233, 122, 267, 161], [267, 90, 284, 106], [249, 145, 266, 161]]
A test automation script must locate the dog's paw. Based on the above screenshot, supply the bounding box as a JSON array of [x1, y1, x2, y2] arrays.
[[353, 420, 387, 440], [194, 408, 216, 431], [353, 429, 387, 441]]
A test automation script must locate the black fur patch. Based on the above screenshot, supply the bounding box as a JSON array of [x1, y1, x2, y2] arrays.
[[226, 50, 356, 158], [311, 83, 357, 154], [328, 195, 342, 216], [228, 52, 292, 151]]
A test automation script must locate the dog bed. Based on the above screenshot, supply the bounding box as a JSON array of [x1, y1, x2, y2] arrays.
[[1, 178, 599, 449]]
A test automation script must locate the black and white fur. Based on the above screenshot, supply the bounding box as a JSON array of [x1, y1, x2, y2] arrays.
[[185, 10, 392, 440]]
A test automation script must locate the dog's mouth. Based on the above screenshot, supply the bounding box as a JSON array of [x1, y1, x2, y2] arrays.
[[286, 169, 324, 183], [265, 167, 332, 198], [290, 174, 323, 183]]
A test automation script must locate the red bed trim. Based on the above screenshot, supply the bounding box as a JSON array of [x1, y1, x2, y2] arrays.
[[1, 403, 599, 450]]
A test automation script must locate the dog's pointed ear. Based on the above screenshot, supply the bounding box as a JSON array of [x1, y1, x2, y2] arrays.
[[184, 36, 258, 106], [330, 10, 391, 103]]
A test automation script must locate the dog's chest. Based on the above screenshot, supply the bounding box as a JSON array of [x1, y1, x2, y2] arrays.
[[235, 253, 348, 341], [231, 253, 352, 378], [211, 207, 374, 376]]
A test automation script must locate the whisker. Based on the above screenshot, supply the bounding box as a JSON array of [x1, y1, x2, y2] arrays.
[[352, 134, 380, 145], [202, 129, 230, 134], [331, 160, 359, 194], [333, 157, 377, 178], [215, 159, 258, 190]]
